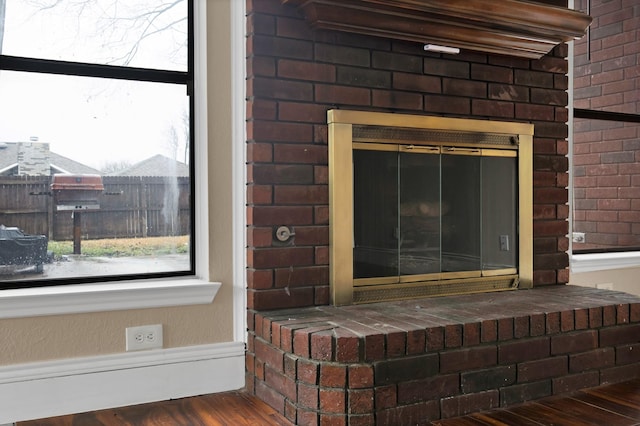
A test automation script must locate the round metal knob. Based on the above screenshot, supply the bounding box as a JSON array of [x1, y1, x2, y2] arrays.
[[275, 226, 295, 242]]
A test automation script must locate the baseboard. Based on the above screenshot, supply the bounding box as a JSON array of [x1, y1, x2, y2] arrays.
[[0, 341, 245, 423]]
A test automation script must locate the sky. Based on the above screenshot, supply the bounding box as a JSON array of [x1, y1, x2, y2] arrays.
[[0, 0, 189, 170]]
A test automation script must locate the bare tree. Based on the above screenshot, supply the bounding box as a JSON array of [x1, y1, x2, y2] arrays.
[[163, 124, 180, 236], [100, 160, 132, 174], [167, 124, 179, 158], [0, 0, 6, 54], [24, 0, 186, 66], [165, 108, 189, 165], [181, 107, 189, 164]]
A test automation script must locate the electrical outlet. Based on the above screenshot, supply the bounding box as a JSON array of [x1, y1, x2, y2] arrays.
[[126, 324, 163, 351]]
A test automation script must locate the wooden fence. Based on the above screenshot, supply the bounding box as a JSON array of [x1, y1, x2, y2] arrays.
[[0, 176, 190, 240]]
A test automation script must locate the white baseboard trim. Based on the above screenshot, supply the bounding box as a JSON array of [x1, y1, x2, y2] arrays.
[[0, 341, 245, 423]]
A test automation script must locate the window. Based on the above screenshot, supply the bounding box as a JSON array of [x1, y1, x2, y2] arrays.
[[0, 0, 194, 289], [570, 0, 640, 261]]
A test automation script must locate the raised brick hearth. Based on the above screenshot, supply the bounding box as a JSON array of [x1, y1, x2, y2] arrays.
[[247, 286, 640, 425]]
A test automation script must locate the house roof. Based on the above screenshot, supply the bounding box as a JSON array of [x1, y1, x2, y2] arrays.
[[0, 143, 188, 177], [113, 154, 189, 177], [49, 151, 102, 175], [0, 142, 101, 175], [0, 143, 21, 174]]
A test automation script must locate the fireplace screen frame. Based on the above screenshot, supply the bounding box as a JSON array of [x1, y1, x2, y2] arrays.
[[329, 110, 533, 305]]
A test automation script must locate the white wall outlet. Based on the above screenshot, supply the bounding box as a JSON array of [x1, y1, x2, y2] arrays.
[[126, 324, 163, 351], [573, 232, 586, 243]]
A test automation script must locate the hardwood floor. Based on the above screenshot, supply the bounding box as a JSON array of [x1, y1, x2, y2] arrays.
[[18, 391, 292, 426], [433, 378, 640, 426], [18, 379, 640, 425]]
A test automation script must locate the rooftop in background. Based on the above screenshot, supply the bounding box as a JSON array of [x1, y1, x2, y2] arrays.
[[112, 154, 189, 177], [0, 142, 100, 176], [0, 143, 188, 177]]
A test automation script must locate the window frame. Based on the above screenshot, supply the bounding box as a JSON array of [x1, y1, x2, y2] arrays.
[[569, 109, 640, 273], [0, 0, 247, 321], [567, 6, 640, 273], [0, 0, 196, 289]]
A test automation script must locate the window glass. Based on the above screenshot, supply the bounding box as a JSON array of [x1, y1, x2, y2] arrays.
[[573, 0, 638, 116], [573, 119, 640, 251], [0, 0, 192, 287], [571, 0, 640, 253], [0, 71, 189, 167], [2, 0, 188, 71]]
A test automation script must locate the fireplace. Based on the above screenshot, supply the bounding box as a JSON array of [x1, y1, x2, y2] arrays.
[[329, 110, 533, 305]]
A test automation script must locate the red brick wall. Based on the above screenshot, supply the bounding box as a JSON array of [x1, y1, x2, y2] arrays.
[[248, 288, 640, 424], [246, 0, 570, 313], [573, 0, 640, 249]]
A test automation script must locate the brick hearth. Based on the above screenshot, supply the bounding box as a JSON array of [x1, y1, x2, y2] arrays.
[[247, 286, 640, 425]]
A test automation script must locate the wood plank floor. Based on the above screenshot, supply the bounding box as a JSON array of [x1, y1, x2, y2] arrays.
[[433, 378, 640, 426], [18, 379, 640, 425], [18, 391, 293, 426]]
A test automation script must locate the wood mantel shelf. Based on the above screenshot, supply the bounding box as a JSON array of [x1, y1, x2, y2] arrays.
[[282, 0, 592, 59]]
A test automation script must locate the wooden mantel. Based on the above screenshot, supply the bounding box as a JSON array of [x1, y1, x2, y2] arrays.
[[281, 0, 592, 59]]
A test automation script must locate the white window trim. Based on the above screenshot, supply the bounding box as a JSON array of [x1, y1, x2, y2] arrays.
[[230, 0, 248, 343], [0, 278, 220, 319], [571, 251, 640, 274], [0, 0, 243, 320]]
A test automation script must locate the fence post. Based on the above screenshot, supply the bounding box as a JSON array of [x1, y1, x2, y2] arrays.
[[47, 175, 54, 240], [73, 211, 82, 254]]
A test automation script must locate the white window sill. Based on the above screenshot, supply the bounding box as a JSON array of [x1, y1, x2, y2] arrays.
[[571, 251, 640, 274], [0, 278, 221, 319]]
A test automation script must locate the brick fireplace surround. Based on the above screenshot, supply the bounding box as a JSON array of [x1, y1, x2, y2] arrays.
[[251, 287, 640, 425], [245, 0, 640, 424]]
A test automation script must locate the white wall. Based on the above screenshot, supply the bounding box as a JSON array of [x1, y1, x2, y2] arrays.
[[571, 265, 640, 296]]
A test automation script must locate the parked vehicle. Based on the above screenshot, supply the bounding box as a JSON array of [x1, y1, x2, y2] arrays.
[[0, 225, 48, 273]]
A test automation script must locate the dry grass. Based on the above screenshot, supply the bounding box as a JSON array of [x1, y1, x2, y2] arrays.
[[48, 235, 189, 257]]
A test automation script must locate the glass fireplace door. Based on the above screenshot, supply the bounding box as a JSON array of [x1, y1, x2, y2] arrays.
[[353, 148, 399, 279], [328, 109, 533, 305], [353, 146, 517, 284]]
